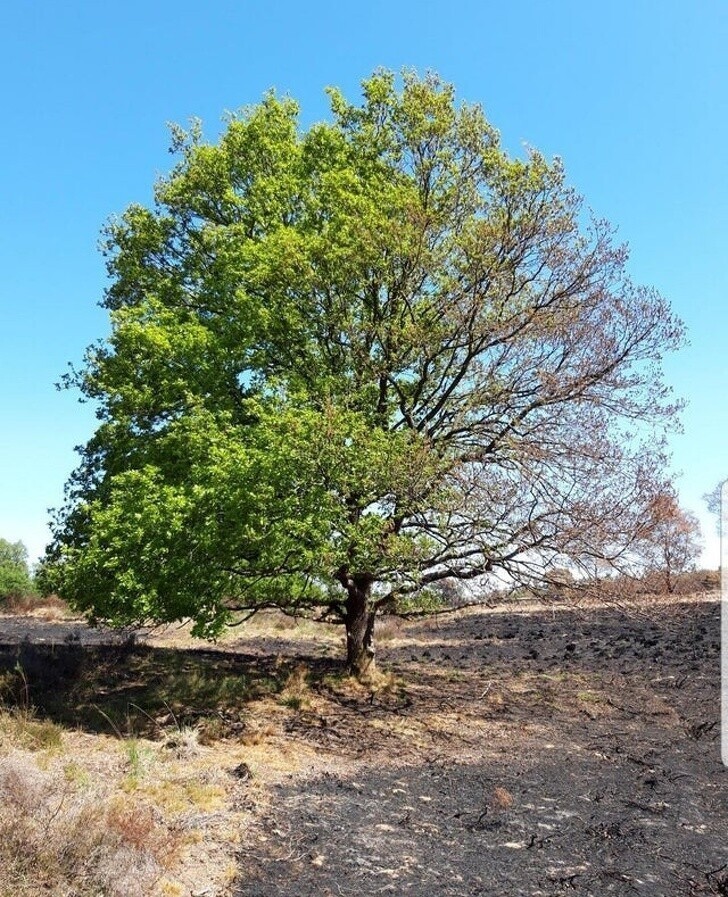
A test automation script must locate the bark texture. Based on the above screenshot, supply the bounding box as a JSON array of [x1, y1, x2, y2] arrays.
[[342, 572, 376, 677]]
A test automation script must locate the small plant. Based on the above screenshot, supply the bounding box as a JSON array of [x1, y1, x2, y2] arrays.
[[491, 786, 514, 811], [278, 665, 311, 711], [280, 694, 304, 710], [161, 724, 201, 759], [122, 739, 155, 789]]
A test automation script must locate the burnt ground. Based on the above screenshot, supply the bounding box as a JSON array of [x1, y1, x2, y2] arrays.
[[236, 599, 727, 897], [0, 598, 725, 896]]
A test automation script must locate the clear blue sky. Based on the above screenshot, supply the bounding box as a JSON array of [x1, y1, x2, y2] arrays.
[[1, 0, 725, 566]]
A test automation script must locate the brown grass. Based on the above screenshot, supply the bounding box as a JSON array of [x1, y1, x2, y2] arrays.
[[491, 785, 514, 811], [0, 752, 179, 897], [1, 593, 70, 619], [0, 709, 63, 752], [0, 702, 258, 897]]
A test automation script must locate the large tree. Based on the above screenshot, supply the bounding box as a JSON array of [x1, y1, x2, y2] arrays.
[[44, 71, 684, 673]]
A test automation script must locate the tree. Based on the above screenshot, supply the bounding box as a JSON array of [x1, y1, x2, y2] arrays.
[[43, 71, 684, 674], [635, 490, 703, 593], [0, 539, 33, 600]]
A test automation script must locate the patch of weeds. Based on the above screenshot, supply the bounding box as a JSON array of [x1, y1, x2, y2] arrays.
[[485, 690, 507, 712], [122, 739, 156, 789], [161, 723, 201, 759], [278, 664, 311, 711], [375, 617, 402, 642], [1, 593, 68, 617], [241, 723, 276, 746], [491, 786, 514, 811], [321, 670, 350, 691], [106, 798, 159, 850], [577, 690, 603, 704], [272, 614, 299, 632], [280, 694, 304, 710], [63, 762, 90, 788], [161, 666, 273, 711], [196, 715, 226, 744], [144, 778, 227, 815], [321, 667, 408, 709], [366, 669, 406, 698], [25, 717, 64, 751], [538, 671, 574, 683], [230, 609, 333, 643]]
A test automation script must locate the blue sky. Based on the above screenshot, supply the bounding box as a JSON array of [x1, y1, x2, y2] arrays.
[[1, 0, 725, 566]]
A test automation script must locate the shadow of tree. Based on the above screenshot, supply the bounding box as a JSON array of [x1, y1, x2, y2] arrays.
[[0, 599, 718, 746], [0, 640, 339, 739]]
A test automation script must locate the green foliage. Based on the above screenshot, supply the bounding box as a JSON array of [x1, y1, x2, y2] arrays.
[[0, 539, 33, 601], [45, 70, 683, 657]]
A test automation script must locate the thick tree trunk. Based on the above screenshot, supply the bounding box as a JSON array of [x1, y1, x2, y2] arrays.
[[343, 573, 376, 677]]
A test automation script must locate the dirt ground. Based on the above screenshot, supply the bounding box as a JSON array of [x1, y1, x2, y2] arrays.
[[0, 596, 725, 896]]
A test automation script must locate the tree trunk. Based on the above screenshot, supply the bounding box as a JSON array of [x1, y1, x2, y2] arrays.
[[343, 573, 376, 677]]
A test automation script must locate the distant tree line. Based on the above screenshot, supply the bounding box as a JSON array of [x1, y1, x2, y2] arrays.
[[0, 539, 35, 602]]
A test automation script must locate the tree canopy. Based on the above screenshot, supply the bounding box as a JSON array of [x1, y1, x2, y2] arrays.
[[44, 71, 684, 672]]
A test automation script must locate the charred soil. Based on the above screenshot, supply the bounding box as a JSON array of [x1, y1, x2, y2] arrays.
[[235, 598, 726, 897]]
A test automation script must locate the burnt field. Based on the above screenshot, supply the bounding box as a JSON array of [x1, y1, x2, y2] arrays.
[[0, 597, 725, 896], [237, 598, 727, 897]]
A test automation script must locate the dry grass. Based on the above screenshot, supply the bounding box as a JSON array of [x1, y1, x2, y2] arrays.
[[278, 663, 313, 710], [0, 704, 260, 897], [374, 615, 404, 642], [0, 708, 64, 752], [0, 751, 178, 897], [491, 785, 514, 811], [0, 592, 71, 619], [146, 609, 343, 654]]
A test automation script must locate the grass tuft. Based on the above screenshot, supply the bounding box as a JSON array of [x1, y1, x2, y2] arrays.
[[278, 664, 312, 711]]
